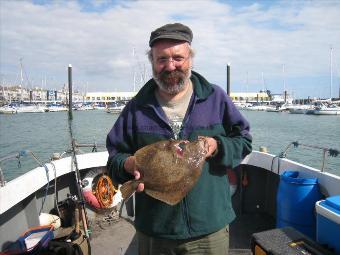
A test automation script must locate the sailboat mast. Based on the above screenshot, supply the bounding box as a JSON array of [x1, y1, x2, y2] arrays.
[[19, 58, 24, 102], [282, 64, 287, 103], [246, 71, 249, 102], [330, 46, 333, 99], [132, 47, 136, 92], [133, 72, 136, 92], [282, 64, 286, 92], [2, 83, 4, 104]]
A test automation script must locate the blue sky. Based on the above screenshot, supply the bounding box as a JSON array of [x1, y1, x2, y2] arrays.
[[1, 0, 340, 99]]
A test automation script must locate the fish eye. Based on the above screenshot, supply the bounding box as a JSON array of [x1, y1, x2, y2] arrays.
[[178, 142, 186, 150]]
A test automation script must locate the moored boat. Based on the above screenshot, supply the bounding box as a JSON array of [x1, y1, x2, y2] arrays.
[[312, 104, 340, 115], [93, 103, 107, 110], [46, 104, 68, 112], [288, 104, 315, 114], [16, 104, 47, 113], [74, 103, 95, 111], [106, 101, 126, 114], [0, 105, 17, 114], [243, 103, 270, 111]]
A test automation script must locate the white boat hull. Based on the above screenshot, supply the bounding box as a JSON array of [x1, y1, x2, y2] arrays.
[[0, 107, 17, 114], [16, 105, 47, 113], [313, 109, 340, 115], [289, 108, 307, 114], [47, 106, 68, 112]]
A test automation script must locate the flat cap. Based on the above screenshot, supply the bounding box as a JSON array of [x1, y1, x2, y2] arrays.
[[149, 23, 193, 47]]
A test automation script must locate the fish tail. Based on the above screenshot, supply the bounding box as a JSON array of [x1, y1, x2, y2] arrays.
[[120, 180, 138, 200]]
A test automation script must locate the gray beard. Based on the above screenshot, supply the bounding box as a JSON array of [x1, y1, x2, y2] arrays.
[[153, 68, 191, 95]]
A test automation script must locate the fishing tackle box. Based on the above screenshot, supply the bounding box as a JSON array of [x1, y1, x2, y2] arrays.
[[251, 226, 333, 255]]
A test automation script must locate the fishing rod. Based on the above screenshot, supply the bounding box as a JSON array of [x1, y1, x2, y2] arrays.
[[67, 64, 91, 239]]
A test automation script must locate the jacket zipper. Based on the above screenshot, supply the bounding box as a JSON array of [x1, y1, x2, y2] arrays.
[[178, 96, 197, 237], [147, 104, 174, 136], [181, 198, 191, 236], [149, 96, 198, 237]]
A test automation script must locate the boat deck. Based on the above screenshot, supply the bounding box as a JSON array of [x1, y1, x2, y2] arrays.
[[89, 210, 275, 255], [229, 213, 275, 253], [91, 217, 137, 255]]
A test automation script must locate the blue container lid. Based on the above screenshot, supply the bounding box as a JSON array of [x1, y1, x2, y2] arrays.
[[325, 195, 340, 211], [281, 170, 318, 185]]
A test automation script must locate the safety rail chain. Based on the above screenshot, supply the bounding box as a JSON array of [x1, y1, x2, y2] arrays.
[[279, 141, 339, 172], [0, 142, 105, 187]]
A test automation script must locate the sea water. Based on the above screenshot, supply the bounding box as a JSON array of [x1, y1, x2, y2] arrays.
[[0, 110, 339, 181]]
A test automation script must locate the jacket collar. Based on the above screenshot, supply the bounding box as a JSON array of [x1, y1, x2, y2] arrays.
[[134, 70, 214, 106]]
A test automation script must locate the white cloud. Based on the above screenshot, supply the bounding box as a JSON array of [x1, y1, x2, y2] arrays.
[[1, 0, 340, 98]]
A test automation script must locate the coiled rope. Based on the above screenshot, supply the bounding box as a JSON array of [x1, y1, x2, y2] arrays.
[[95, 175, 118, 208]]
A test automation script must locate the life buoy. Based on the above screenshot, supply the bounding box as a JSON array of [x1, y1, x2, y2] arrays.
[[82, 168, 122, 209], [227, 169, 238, 196]]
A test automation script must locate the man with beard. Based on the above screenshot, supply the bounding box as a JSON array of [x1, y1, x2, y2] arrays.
[[106, 23, 252, 254]]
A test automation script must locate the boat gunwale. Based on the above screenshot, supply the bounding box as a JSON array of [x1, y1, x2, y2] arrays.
[[0, 151, 108, 214], [1, 150, 339, 215]]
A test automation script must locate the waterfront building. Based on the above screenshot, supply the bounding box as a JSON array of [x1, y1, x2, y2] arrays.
[[0, 85, 32, 104], [85, 92, 137, 104], [230, 91, 293, 104], [1, 85, 295, 106], [230, 91, 270, 103], [0, 85, 84, 105]]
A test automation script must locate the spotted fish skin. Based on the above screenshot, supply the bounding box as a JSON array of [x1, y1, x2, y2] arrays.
[[120, 139, 207, 205]]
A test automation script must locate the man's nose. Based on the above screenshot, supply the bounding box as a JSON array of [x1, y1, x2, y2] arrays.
[[164, 60, 177, 71]]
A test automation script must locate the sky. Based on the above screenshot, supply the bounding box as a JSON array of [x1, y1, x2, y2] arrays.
[[1, 0, 340, 99]]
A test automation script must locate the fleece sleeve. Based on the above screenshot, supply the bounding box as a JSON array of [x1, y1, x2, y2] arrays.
[[214, 96, 252, 168], [106, 108, 135, 183]]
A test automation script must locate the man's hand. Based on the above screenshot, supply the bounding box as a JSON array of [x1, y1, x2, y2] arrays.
[[198, 136, 218, 158], [124, 156, 144, 192]]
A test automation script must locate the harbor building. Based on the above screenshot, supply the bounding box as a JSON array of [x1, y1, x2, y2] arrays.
[[230, 91, 270, 103], [230, 91, 293, 104], [0, 85, 84, 105], [0, 86, 137, 106], [1, 85, 293, 106], [84, 92, 137, 104], [84, 91, 294, 105]]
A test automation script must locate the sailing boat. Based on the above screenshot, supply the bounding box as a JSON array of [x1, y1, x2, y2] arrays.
[[11, 59, 47, 113], [310, 47, 340, 115], [312, 103, 340, 115]]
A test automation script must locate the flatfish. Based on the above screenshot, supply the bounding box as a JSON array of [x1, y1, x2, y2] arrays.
[[120, 139, 208, 205]]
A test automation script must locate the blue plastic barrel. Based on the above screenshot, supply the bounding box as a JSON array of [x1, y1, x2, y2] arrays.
[[276, 171, 323, 239]]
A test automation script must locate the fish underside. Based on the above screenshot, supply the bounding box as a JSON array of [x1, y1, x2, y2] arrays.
[[120, 139, 207, 205]]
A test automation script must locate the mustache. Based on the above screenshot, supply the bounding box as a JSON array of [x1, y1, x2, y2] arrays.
[[159, 69, 186, 81]]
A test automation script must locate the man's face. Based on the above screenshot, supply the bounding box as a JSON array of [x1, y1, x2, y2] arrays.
[[151, 40, 192, 95]]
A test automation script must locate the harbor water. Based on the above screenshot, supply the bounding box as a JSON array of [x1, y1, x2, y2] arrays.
[[0, 110, 339, 182]]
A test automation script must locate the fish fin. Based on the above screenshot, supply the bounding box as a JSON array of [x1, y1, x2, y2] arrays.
[[120, 180, 138, 200]]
